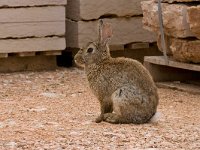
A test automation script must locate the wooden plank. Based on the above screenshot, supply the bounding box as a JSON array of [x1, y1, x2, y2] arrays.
[[66, 0, 143, 21], [126, 43, 150, 49], [16, 52, 36, 57], [109, 45, 124, 51], [0, 0, 67, 7], [0, 22, 65, 38], [0, 6, 65, 23], [0, 53, 8, 58], [0, 56, 57, 72], [38, 51, 62, 56], [0, 37, 66, 53], [144, 56, 200, 72], [156, 82, 200, 95], [144, 60, 200, 82], [66, 17, 156, 48]]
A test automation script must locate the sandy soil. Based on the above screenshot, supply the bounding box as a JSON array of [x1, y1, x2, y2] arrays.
[[0, 68, 199, 150]]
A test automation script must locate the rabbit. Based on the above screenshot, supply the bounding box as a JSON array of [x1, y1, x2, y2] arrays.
[[74, 20, 159, 124]]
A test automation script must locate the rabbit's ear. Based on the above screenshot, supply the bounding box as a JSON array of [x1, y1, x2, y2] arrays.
[[98, 19, 113, 45], [98, 19, 104, 43]]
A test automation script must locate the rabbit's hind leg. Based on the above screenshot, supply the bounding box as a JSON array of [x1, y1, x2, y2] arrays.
[[102, 86, 136, 124], [104, 86, 148, 124]]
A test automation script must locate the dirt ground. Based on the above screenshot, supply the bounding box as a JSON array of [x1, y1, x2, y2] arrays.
[[0, 68, 199, 150]]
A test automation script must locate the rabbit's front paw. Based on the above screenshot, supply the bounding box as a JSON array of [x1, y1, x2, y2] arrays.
[[95, 115, 103, 123], [103, 113, 120, 124]]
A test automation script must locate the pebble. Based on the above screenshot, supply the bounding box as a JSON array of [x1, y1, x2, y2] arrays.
[[5, 141, 17, 149], [40, 92, 60, 98], [28, 106, 47, 112]]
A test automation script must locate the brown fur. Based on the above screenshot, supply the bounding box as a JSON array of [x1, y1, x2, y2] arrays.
[[74, 20, 159, 124]]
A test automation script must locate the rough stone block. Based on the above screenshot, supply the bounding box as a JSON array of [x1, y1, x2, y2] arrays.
[[66, 0, 144, 21], [157, 34, 173, 55], [187, 5, 200, 39], [157, 35, 200, 63], [141, 1, 196, 38], [66, 17, 156, 48], [170, 38, 200, 63]]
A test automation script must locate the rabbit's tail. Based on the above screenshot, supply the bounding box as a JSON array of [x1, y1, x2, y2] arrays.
[[150, 112, 162, 123]]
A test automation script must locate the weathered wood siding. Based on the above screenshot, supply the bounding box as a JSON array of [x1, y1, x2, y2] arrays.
[[0, 0, 67, 54]]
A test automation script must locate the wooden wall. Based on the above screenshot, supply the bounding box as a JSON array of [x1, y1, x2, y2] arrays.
[[0, 0, 67, 57]]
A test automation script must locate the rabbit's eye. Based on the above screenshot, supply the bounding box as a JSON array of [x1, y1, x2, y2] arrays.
[[87, 48, 93, 53]]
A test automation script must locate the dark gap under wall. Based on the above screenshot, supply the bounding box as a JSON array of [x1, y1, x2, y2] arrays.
[[111, 43, 162, 63], [57, 50, 73, 67]]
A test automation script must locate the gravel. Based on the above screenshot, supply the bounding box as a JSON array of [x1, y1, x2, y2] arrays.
[[0, 68, 199, 150]]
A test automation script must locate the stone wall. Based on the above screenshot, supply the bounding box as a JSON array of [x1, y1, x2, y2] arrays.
[[66, 0, 156, 49], [142, 0, 200, 63]]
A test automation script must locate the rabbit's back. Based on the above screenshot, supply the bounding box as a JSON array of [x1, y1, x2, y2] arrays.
[[86, 57, 158, 101]]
